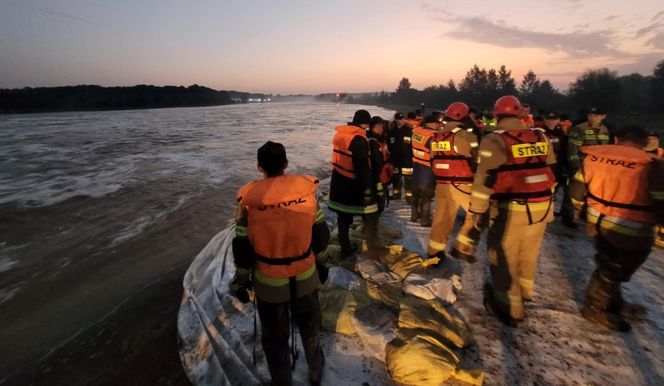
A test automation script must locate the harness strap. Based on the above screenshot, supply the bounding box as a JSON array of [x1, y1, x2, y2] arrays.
[[587, 191, 652, 211], [491, 190, 552, 200], [254, 246, 312, 265]]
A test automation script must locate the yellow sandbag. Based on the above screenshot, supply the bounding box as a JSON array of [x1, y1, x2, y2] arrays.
[[380, 249, 440, 279], [364, 280, 403, 311], [398, 296, 474, 349], [386, 329, 459, 386], [453, 368, 485, 385], [318, 288, 373, 336]]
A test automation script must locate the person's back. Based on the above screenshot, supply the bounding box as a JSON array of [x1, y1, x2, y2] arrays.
[[410, 115, 440, 226], [231, 141, 330, 385], [329, 109, 379, 258], [568, 126, 664, 332]]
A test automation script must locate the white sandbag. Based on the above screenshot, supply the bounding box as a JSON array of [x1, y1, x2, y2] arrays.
[[351, 304, 398, 362], [402, 273, 462, 305], [327, 266, 363, 291], [357, 258, 401, 285]]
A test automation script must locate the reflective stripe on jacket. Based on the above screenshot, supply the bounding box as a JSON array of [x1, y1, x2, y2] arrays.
[[431, 128, 474, 184], [411, 127, 436, 167]]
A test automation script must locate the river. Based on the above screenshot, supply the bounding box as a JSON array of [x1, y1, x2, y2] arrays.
[[0, 101, 396, 384]]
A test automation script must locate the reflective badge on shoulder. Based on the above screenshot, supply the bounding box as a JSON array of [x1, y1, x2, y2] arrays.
[[431, 141, 451, 152], [585, 130, 595, 135], [511, 142, 549, 158], [412, 134, 424, 143]]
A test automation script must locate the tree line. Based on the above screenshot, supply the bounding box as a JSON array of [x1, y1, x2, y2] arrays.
[[0, 85, 269, 113], [352, 61, 664, 117]]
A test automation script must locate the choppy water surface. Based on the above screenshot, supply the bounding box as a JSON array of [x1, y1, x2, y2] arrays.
[[0, 101, 395, 375]]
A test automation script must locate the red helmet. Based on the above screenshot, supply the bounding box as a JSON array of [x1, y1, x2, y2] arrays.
[[494, 95, 523, 117], [445, 102, 469, 121]]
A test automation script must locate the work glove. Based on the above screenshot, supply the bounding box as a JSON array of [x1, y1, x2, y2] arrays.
[[316, 262, 329, 284], [229, 268, 252, 304]]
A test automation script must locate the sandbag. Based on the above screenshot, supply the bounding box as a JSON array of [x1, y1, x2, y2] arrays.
[[398, 296, 474, 349], [364, 280, 403, 311], [385, 329, 459, 386], [357, 258, 401, 285], [351, 304, 397, 362], [318, 287, 373, 336], [403, 273, 462, 305], [386, 329, 484, 386], [378, 249, 440, 279], [327, 266, 362, 291]]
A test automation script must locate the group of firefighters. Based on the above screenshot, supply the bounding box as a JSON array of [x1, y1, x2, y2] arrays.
[[230, 95, 664, 385]]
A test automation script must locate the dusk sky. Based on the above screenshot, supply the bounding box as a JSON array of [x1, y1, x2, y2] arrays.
[[1, 0, 663, 94]]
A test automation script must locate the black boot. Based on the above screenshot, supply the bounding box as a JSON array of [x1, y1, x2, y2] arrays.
[[420, 198, 432, 227], [561, 217, 578, 229], [308, 349, 325, 386], [483, 283, 520, 328], [581, 306, 632, 332], [449, 248, 476, 263]]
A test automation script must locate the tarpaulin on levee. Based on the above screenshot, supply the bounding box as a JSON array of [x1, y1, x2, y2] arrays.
[[178, 190, 484, 385]]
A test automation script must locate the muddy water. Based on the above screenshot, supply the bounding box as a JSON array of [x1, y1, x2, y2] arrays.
[[0, 101, 396, 381]]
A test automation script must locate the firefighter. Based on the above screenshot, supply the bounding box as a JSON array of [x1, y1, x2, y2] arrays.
[[561, 107, 610, 228], [387, 112, 414, 202], [231, 141, 331, 385], [427, 102, 479, 259], [520, 103, 535, 128], [569, 126, 664, 331], [646, 131, 664, 157], [451, 95, 557, 326], [329, 109, 379, 258], [410, 114, 441, 227], [367, 116, 393, 214], [542, 112, 567, 185]]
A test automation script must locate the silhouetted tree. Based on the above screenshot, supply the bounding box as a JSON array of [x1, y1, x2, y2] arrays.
[[649, 60, 664, 112], [569, 68, 622, 113]]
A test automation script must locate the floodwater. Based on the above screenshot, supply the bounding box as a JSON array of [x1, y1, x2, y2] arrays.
[[0, 101, 396, 381]]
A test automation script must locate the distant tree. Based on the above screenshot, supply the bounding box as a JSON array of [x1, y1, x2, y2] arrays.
[[649, 60, 664, 112], [396, 77, 412, 93], [569, 68, 622, 113], [519, 70, 540, 98], [530, 80, 565, 113], [618, 73, 651, 113], [497, 65, 517, 95], [446, 79, 457, 92]]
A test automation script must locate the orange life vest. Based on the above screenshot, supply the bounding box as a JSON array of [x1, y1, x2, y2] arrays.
[[582, 145, 655, 224], [237, 175, 318, 279], [332, 125, 368, 179], [560, 120, 572, 135], [658, 148, 664, 158], [431, 128, 474, 184], [491, 129, 555, 203], [404, 119, 420, 129], [521, 114, 534, 128], [369, 137, 394, 184], [411, 127, 436, 167]]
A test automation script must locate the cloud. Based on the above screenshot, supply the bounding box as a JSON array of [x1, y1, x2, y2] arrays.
[[443, 17, 621, 57]]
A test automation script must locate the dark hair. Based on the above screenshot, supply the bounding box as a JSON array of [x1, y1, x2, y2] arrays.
[[407, 112, 416, 119], [370, 116, 384, 128], [257, 141, 287, 176], [615, 125, 649, 147], [352, 110, 372, 125]]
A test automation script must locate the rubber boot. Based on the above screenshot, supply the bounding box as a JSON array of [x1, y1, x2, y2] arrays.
[[308, 349, 325, 386], [420, 198, 432, 227], [581, 306, 632, 332], [410, 195, 420, 223], [583, 271, 632, 332], [483, 283, 520, 328], [337, 215, 354, 258], [608, 287, 647, 319]]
